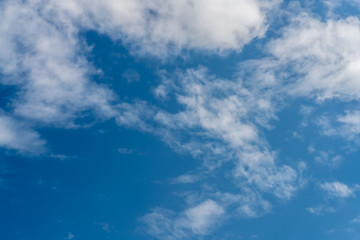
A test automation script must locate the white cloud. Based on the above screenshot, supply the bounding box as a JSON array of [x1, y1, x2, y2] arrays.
[[142, 199, 225, 240], [314, 111, 360, 145], [337, 110, 360, 140], [138, 67, 302, 239], [319, 181, 355, 198], [0, 4, 302, 233], [116, 100, 155, 132], [238, 14, 360, 152], [233, 149, 298, 200], [95, 222, 113, 233], [122, 69, 140, 83], [185, 200, 225, 235], [0, 0, 284, 157], [0, 112, 45, 154], [49, 0, 281, 56], [243, 15, 360, 102], [219, 191, 272, 218], [350, 215, 360, 224], [313, 151, 343, 168], [323, 0, 360, 15], [153, 68, 275, 149], [64, 233, 75, 240], [3, 1, 354, 238], [0, 0, 115, 127], [170, 174, 200, 184], [269, 16, 360, 101], [306, 205, 335, 216], [151, 68, 300, 200], [117, 148, 135, 155], [338, 111, 360, 132]]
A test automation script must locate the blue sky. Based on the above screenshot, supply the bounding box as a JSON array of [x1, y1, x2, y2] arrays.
[[2, 0, 360, 239]]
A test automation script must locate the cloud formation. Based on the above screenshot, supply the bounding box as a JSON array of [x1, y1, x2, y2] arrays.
[[50, 0, 281, 56], [0, 0, 115, 128], [142, 200, 225, 240], [0, 112, 45, 154], [320, 181, 355, 199], [135, 67, 303, 238], [0, 0, 281, 153], [242, 14, 360, 102], [2, 1, 360, 240]]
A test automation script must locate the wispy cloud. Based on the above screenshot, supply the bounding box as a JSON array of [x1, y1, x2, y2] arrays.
[[350, 215, 360, 224], [95, 222, 114, 233], [319, 181, 356, 199], [313, 150, 343, 168], [117, 148, 135, 155], [218, 191, 272, 218], [122, 69, 140, 83], [170, 174, 200, 184], [306, 205, 336, 216], [64, 233, 74, 240], [131, 67, 305, 239]]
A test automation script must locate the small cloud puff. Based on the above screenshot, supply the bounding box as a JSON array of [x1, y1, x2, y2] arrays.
[[319, 181, 357, 199], [170, 174, 200, 184]]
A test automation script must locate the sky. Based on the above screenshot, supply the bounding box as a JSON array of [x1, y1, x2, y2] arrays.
[[2, 0, 360, 239]]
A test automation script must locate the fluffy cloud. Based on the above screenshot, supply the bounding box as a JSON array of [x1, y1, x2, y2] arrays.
[[143, 190, 274, 239], [49, 0, 281, 56], [243, 15, 360, 102], [239, 14, 360, 151], [142, 200, 225, 240], [185, 200, 225, 234], [272, 16, 360, 101], [0, 0, 280, 153], [0, 0, 115, 128]]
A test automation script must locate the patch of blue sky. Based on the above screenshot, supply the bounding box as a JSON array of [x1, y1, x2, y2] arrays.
[[0, 124, 201, 239]]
